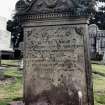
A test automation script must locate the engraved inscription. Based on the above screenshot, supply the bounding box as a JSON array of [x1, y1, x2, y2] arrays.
[[26, 26, 83, 52], [25, 26, 85, 79], [24, 25, 87, 105]]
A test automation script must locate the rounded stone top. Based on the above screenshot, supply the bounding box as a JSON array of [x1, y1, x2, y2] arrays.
[[15, 0, 28, 12]]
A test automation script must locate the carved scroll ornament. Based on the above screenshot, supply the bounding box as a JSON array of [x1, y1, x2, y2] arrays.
[[15, 0, 94, 16]]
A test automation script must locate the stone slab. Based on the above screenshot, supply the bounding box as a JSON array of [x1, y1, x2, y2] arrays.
[[23, 20, 93, 105]]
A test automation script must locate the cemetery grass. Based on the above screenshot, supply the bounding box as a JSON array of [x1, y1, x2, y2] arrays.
[[0, 64, 23, 105], [1, 60, 19, 66], [0, 60, 105, 105], [92, 64, 105, 105]]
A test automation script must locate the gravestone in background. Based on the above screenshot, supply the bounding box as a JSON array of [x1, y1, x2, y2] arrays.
[[15, 0, 94, 105]]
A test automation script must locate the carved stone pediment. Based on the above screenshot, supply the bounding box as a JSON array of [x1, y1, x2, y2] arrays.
[[29, 0, 75, 12], [17, 0, 94, 13], [15, 0, 95, 19]]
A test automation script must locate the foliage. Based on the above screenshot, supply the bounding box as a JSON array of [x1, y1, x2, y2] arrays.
[[7, 19, 23, 49], [90, 11, 105, 30], [91, 52, 103, 61], [90, 0, 105, 30]]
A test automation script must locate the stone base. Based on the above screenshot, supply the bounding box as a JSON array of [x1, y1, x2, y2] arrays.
[[9, 101, 24, 105]]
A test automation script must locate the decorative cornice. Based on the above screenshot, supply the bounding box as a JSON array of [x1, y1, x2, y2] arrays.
[[15, 0, 95, 21], [17, 10, 91, 22]]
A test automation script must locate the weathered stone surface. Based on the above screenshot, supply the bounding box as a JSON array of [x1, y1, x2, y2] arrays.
[[16, 0, 95, 17], [9, 101, 24, 105], [8, 0, 94, 105], [23, 18, 94, 105]]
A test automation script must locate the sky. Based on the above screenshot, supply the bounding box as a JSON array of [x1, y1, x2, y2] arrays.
[[0, 0, 18, 50], [0, 0, 18, 19]]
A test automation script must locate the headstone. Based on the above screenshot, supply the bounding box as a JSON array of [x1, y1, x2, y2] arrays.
[[15, 0, 94, 105], [0, 66, 6, 81], [103, 52, 105, 64]]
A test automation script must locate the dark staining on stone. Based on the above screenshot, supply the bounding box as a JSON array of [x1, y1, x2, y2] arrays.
[[60, 74, 63, 78], [62, 59, 75, 71], [25, 85, 80, 105], [75, 27, 83, 36], [58, 78, 61, 82], [27, 31, 33, 37], [65, 31, 71, 37]]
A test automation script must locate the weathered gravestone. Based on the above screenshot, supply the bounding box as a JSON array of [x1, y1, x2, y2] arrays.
[[15, 0, 94, 105]]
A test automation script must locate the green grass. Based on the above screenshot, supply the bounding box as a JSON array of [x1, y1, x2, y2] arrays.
[[3, 67, 23, 78], [0, 66, 23, 105], [1, 60, 19, 66], [92, 64, 105, 105], [92, 64, 105, 74]]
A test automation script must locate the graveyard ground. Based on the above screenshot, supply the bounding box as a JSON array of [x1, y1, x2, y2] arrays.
[[0, 60, 23, 105], [0, 60, 105, 105], [92, 64, 105, 105]]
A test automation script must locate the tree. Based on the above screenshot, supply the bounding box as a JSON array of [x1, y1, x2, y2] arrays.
[[90, 0, 105, 30], [0, 51, 1, 66], [7, 19, 23, 49]]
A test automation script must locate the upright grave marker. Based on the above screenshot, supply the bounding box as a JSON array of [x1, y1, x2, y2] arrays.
[[15, 0, 94, 105]]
